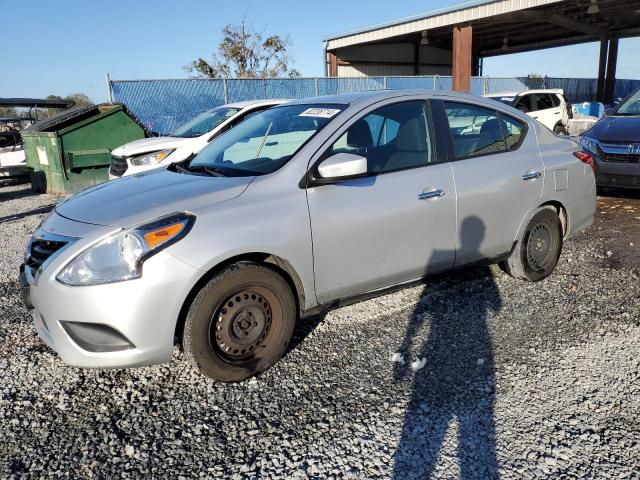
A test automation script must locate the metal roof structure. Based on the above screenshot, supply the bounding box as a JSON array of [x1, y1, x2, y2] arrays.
[[323, 0, 640, 101], [324, 0, 640, 56]]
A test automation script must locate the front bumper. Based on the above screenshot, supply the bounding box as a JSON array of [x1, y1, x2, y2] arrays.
[[19, 265, 33, 309], [594, 155, 640, 189], [23, 243, 200, 369]]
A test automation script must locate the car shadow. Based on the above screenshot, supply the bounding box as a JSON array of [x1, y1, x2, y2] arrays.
[[598, 187, 640, 200], [0, 204, 55, 224], [284, 312, 326, 357], [393, 216, 501, 479]]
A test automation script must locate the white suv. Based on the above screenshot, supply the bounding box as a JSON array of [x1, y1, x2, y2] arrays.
[[109, 99, 288, 179], [485, 89, 572, 134]]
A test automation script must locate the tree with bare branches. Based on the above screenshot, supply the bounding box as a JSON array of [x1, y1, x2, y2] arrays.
[[186, 18, 300, 79]]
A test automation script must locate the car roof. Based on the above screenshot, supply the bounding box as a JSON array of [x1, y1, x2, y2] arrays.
[[284, 89, 489, 107], [485, 89, 564, 97], [224, 99, 290, 109]]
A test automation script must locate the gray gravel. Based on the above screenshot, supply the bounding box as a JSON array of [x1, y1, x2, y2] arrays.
[[1, 181, 640, 479]]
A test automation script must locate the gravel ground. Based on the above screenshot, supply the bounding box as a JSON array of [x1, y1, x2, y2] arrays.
[[1, 181, 639, 479]]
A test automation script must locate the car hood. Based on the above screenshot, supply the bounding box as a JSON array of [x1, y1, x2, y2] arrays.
[[55, 168, 253, 228], [588, 115, 640, 143], [112, 136, 193, 158]]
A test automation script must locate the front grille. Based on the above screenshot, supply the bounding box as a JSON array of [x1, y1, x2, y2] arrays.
[[109, 156, 128, 177], [602, 153, 640, 164], [607, 175, 640, 187], [599, 142, 640, 164], [25, 239, 67, 270]]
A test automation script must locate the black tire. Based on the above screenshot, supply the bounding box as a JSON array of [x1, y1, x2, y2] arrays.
[[183, 262, 296, 382], [553, 124, 568, 135], [500, 207, 563, 282]]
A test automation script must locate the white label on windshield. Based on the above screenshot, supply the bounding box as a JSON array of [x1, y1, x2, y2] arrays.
[[299, 108, 341, 118]]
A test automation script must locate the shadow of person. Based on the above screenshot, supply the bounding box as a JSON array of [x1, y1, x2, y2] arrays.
[[393, 216, 501, 479]]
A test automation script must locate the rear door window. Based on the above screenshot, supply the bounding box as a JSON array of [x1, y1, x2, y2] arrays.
[[514, 95, 533, 113], [443, 102, 506, 158], [534, 94, 555, 111]]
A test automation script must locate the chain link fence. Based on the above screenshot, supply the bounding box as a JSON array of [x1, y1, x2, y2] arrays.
[[109, 76, 525, 135], [110, 75, 640, 135], [518, 77, 640, 104]]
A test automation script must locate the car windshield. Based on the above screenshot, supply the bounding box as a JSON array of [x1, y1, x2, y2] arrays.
[[170, 107, 239, 138], [186, 104, 344, 176], [616, 89, 640, 116]]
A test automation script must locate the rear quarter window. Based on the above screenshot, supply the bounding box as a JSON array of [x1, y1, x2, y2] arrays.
[[500, 115, 526, 150]]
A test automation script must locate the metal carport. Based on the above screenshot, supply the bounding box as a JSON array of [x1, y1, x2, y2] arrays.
[[323, 0, 640, 102]]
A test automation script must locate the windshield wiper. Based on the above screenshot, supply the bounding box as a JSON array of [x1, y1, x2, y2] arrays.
[[202, 166, 228, 177], [183, 164, 229, 177], [173, 163, 191, 174]]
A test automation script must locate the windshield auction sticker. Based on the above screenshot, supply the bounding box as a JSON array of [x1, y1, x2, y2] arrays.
[[299, 108, 341, 118]]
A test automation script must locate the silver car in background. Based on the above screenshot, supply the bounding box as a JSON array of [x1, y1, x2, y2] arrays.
[[21, 90, 596, 382]]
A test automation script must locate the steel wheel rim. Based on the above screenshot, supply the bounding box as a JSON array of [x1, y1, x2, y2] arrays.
[[527, 222, 553, 271], [210, 286, 281, 362]]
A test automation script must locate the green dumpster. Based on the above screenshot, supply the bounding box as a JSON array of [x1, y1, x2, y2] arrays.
[[22, 104, 147, 194]]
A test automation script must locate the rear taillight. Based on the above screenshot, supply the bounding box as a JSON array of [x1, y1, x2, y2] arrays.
[[574, 151, 595, 173]]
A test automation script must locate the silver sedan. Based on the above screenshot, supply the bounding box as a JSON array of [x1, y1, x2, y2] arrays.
[[21, 90, 596, 382]]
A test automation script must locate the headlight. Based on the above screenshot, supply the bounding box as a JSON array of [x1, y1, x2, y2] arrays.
[[56, 213, 194, 286], [580, 136, 599, 154], [130, 149, 175, 166]]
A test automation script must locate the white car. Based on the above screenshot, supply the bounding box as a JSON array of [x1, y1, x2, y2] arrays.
[[485, 89, 572, 134], [109, 99, 288, 179]]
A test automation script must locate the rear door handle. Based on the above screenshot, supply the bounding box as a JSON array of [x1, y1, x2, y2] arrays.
[[522, 171, 542, 180], [418, 189, 445, 200]]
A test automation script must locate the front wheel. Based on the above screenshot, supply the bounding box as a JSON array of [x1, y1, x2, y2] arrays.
[[183, 262, 296, 382], [500, 207, 563, 281]]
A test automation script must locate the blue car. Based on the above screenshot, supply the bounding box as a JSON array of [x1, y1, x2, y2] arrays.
[[581, 88, 640, 191]]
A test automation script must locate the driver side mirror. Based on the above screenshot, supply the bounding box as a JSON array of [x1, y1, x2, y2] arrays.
[[317, 152, 367, 180]]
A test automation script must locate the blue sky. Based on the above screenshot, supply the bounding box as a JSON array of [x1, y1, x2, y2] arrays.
[[3, 0, 640, 102]]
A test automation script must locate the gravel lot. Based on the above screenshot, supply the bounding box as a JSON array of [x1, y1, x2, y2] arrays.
[[1, 181, 639, 479]]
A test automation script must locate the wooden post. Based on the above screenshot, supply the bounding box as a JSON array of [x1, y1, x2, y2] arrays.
[[327, 51, 338, 77], [603, 37, 619, 104], [452, 24, 472, 93], [596, 36, 608, 102]]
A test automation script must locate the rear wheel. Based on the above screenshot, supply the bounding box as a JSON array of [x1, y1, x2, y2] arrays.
[[500, 207, 563, 282], [183, 262, 296, 382], [553, 123, 568, 135]]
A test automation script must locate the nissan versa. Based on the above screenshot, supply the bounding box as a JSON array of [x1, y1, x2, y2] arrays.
[[21, 90, 596, 382]]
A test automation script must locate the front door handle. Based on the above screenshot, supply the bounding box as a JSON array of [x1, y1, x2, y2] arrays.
[[522, 171, 542, 180], [418, 189, 445, 200]]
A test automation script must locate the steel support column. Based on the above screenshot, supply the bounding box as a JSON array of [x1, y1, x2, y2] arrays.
[[452, 24, 472, 93], [596, 36, 608, 102], [603, 37, 619, 104], [327, 51, 338, 77]]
